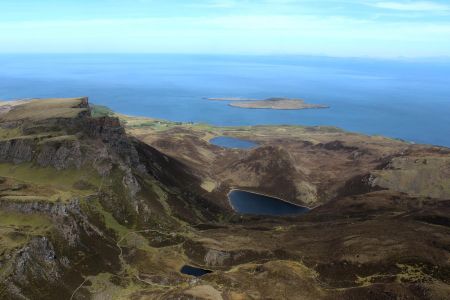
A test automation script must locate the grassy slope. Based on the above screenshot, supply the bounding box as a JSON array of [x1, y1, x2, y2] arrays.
[[117, 110, 450, 203], [372, 156, 450, 199], [0, 98, 88, 122], [0, 211, 53, 280], [0, 101, 448, 299], [0, 163, 101, 202]]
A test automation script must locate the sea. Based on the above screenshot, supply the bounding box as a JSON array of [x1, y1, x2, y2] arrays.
[[0, 54, 449, 147]]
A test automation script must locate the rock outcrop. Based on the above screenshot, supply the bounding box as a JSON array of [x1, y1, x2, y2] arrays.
[[1, 98, 449, 300]]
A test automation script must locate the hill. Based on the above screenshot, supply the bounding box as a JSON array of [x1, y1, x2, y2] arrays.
[[0, 98, 448, 299]]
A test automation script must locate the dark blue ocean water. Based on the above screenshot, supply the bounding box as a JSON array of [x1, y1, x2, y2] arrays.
[[228, 190, 310, 216], [210, 136, 258, 149], [0, 54, 449, 147]]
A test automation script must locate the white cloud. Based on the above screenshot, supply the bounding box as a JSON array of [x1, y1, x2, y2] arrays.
[[0, 14, 449, 57], [371, 1, 450, 12], [191, 0, 239, 8]]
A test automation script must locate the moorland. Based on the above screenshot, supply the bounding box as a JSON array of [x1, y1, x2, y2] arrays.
[[0, 98, 448, 300]]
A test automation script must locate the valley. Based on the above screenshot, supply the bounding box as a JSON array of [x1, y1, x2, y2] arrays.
[[0, 98, 448, 299]]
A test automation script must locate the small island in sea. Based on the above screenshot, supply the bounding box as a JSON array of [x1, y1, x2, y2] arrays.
[[206, 97, 260, 101], [206, 97, 329, 110]]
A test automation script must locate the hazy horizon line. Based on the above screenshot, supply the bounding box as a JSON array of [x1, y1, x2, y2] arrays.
[[1, 52, 449, 61]]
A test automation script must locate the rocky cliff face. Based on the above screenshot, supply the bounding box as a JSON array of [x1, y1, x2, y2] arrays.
[[1, 98, 448, 300], [0, 138, 35, 164], [0, 99, 143, 173], [0, 194, 122, 299], [0, 98, 218, 299]]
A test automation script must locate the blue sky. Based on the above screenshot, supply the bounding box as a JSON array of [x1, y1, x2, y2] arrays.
[[0, 0, 449, 57]]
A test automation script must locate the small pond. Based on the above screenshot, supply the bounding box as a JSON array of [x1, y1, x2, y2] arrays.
[[180, 265, 212, 277], [228, 190, 310, 216], [209, 136, 257, 149]]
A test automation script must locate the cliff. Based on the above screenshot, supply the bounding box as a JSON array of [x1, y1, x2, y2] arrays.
[[0, 98, 448, 300], [0, 98, 221, 299]]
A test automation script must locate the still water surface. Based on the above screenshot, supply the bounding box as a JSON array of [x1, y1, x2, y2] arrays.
[[1, 54, 449, 146], [180, 265, 212, 277], [228, 190, 310, 216], [209, 136, 257, 149]]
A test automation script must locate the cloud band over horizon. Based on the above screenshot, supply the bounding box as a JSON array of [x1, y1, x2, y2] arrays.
[[0, 0, 449, 58]]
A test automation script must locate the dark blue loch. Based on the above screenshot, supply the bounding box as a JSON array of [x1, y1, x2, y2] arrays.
[[180, 265, 212, 277], [228, 190, 310, 216], [209, 136, 258, 149]]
